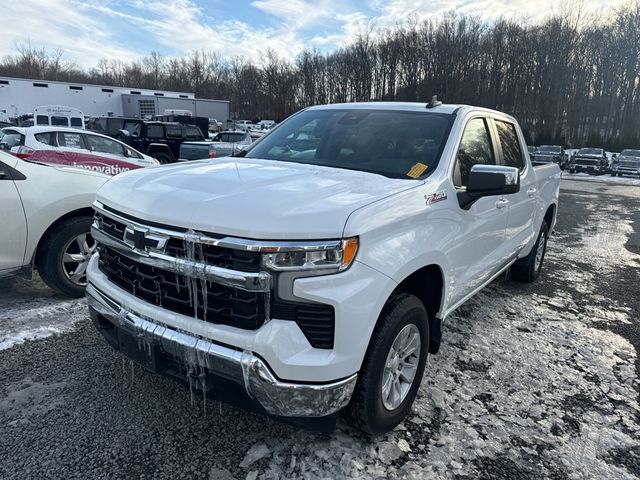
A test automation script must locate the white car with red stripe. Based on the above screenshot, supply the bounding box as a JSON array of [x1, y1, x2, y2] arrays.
[[0, 126, 159, 176]]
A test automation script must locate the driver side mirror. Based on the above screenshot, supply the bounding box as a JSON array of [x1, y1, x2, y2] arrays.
[[458, 165, 520, 210]]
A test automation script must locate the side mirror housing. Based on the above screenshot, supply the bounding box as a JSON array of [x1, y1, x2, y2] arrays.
[[458, 165, 520, 210]]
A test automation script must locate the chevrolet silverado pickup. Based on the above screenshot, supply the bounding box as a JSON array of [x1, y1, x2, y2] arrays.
[[87, 102, 560, 434], [568, 148, 608, 175]]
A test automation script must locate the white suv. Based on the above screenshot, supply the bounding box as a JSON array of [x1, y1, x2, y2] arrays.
[[0, 126, 158, 176]]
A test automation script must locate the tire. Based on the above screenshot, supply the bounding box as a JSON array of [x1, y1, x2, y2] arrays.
[[512, 221, 549, 283], [348, 293, 429, 435], [37, 216, 96, 298], [154, 153, 172, 164], [569, 169, 575, 174]]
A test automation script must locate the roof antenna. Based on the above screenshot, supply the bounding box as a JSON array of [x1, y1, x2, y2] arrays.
[[426, 95, 442, 108]]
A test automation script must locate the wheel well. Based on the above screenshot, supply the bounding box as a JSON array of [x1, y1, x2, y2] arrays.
[[544, 204, 556, 231], [34, 207, 94, 269], [395, 264, 444, 353], [396, 265, 443, 320]]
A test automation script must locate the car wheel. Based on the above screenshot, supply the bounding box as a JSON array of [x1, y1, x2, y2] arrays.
[[154, 153, 172, 164], [348, 293, 429, 435], [512, 221, 549, 283], [37, 216, 96, 297]]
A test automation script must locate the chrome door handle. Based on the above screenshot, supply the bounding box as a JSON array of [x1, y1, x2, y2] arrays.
[[527, 187, 537, 197], [495, 198, 509, 209]]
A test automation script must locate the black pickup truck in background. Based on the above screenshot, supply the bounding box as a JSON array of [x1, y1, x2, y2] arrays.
[[87, 118, 205, 164], [568, 148, 609, 175]]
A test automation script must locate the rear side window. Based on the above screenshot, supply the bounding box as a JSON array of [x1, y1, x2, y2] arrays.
[[495, 121, 524, 171], [454, 118, 496, 187], [85, 134, 125, 155], [147, 124, 164, 139], [57, 132, 85, 149], [34, 132, 56, 146]]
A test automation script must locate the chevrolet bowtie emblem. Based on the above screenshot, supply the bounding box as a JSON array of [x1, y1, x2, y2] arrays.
[[124, 227, 166, 251]]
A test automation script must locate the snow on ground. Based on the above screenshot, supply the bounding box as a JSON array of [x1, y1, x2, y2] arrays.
[[0, 275, 86, 350], [562, 172, 640, 187]]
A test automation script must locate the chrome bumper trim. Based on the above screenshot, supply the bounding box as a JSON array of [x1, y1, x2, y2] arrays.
[[86, 283, 357, 418]]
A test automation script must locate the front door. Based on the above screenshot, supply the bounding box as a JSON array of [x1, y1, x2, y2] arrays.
[[446, 117, 510, 306], [0, 157, 27, 271]]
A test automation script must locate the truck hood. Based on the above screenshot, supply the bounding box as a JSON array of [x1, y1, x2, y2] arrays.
[[96, 158, 421, 239]]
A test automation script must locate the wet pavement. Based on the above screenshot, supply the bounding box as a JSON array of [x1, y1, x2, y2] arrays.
[[0, 178, 638, 479]]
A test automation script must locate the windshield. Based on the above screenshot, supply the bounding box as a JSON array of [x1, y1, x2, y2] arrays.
[[538, 145, 561, 154], [244, 109, 453, 179], [578, 148, 602, 155], [621, 149, 640, 158]]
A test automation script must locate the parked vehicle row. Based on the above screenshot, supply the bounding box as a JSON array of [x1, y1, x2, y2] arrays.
[[528, 144, 640, 177]]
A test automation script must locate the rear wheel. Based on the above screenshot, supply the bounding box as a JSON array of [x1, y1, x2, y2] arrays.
[[512, 221, 548, 283], [348, 293, 429, 435], [37, 216, 96, 297]]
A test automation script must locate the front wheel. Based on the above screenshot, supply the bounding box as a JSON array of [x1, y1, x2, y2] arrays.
[[348, 293, 429, 435], [512, 221, 549, 283], [37, 216, 96, 297]]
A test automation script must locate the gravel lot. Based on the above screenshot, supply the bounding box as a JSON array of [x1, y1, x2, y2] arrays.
[[0, 178, 638, 480]]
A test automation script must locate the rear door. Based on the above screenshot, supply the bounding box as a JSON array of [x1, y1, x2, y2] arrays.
[[492, 119, 536, 259], [447, 116, 510, 304], [0, 156, 27, 271], [83, 133, 141, 174]]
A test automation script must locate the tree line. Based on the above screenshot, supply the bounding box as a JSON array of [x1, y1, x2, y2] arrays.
[[1, 3, 639, 149]]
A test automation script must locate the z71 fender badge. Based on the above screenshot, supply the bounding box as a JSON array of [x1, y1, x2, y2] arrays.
[[425, 190, 448, 205]]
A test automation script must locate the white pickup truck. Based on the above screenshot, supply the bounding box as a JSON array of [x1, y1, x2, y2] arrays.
[[86, 102, 560, 434]]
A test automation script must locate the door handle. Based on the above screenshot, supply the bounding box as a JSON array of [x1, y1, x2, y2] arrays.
[[495, 198, 509, 209], [527, 187, 537, 197]]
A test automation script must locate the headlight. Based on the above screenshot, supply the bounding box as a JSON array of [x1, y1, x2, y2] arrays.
[[262, 238, 359, 272]]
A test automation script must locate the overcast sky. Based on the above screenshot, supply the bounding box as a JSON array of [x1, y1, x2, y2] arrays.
[[0, 0, 624, 68]]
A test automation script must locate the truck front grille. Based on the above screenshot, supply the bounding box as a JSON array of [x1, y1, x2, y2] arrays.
[[98, 245, 266, 329], [94, 210, 261, 273], [94, 206, 336, 348]]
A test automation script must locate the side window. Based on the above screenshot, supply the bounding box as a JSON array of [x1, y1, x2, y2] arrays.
[[57, 132, 85, 150], [495, 120, 524, 171], [85, 134, 125, 156], [454, 118, 496, 187], [147, 124, 164, 139], [34, 132, 56, 146], [166, 124, 182, 138], [36, 115, 49, 125], [70, 117, 83, 128]]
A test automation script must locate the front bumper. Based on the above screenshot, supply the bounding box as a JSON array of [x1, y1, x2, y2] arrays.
[[86, 283, 357, 418]]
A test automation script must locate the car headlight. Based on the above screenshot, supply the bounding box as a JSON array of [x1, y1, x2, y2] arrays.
[[262, 238, 359, 272]]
